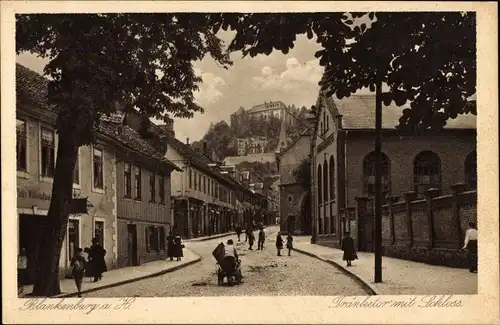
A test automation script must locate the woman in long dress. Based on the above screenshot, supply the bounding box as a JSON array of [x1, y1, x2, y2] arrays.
[[462, 222, 478, 273], [341, 232, 357, 267]]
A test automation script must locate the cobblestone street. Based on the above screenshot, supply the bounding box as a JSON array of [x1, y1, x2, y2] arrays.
[[85, 228, 368, 297]]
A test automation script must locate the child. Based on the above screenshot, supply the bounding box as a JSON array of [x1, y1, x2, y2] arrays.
[[257, 228, 265, 250], [286, 233, 294, 256], [71, 248, 86, 297], [276, 232, 284, 256]]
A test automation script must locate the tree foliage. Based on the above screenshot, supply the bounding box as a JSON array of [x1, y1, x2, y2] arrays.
[[292, 159, 311, 190], [16, 13, 232, 296], [216, 12, 476, 130], [192, 120, 237, 158]]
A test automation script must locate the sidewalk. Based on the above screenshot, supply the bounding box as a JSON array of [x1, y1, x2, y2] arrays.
[[183, 231, 236, 242], [293, 236, 477, 295], [20, 248, 201, 298]]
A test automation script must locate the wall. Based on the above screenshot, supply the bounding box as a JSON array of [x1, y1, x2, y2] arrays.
[[16, 113, 117, 278], [116, 160, 172, 267], [345, 131, 476, 207], [279, 136, 310, 185], [356, 184, 476, 267]]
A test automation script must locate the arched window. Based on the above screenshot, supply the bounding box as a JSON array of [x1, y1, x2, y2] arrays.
[[317, 165, 322, 204], [465, 151, 477, 189], [363, 151, 391, 199], [329, 156, 335, 200], [414, 151, 441, 196], [323, 160, 329, 202]]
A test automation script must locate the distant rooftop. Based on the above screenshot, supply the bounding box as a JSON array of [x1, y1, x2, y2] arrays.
[[329, 94, 476, 130]]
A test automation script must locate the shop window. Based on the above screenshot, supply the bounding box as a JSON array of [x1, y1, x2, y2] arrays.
[[68, 219, 80, 262], [40, 127, 55, 177], [16, 119, 27, 171]]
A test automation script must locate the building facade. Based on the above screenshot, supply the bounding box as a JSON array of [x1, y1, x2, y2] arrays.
[[16, 64, 117, 281], [311, 92, 477, 250]]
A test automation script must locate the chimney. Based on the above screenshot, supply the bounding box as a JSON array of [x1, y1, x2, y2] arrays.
[[165, 119, 175, 137], [202, 141, 208, 155], [186, 137, 190, 145]]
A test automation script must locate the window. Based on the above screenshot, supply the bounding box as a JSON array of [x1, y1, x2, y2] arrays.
[[148, 226, 159, 252], [363, 151, 391, 199], [134, 165, 142, 200], [212, 181, 216, 197], [159, 175, 165, 204], [124, 163, 132, 197], [203, 176, 206, 194], [323, 160, 329, 202], [92, 147, 104, 189], [194, 171, 198, 190], [189, 169, 192, 188], [16, 119, 27, 171], [413, 151, 441, 196], [465, 151, 477, 190], [145, 227, 151, 252], [208, 179, 211, 196], [198, 173, 202, 192], [159, 227, 166, 250], [73, 151, 80, 185], [329, 156, 335, 200], [317, 165, 322, 204], [150, 173, 156, 202], [40, 127, 55, 177], [94, 221, 104, 247]]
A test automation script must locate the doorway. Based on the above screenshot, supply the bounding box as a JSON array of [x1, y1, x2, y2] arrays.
[[19, 214, 44, 285], [127, 224, 138, 266], [299, 193, 312, 235]]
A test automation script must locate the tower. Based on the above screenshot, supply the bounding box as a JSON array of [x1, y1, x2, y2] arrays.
[[276, 113, 288, 153]]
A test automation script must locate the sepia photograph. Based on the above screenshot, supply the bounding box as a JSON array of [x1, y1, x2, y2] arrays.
[[2, 1, 498, 324]]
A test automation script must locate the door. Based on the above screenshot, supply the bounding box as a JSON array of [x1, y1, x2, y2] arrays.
[[357, 216, 374, 252], [67, 219, 80, 278], [127, 224, 138, 266], [19, 214, 44, 284]]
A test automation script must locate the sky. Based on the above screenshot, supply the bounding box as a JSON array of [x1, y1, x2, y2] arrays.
[[16, 30, 327, 143]]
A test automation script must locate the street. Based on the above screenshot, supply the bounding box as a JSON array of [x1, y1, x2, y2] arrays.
[[85, 227, 368, 297]]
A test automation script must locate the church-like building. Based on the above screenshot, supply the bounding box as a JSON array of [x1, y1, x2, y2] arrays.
[[310, 91, 477, 249]]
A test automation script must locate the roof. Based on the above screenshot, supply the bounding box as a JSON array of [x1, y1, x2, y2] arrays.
[[16, 63, 52, 111], [248, 101, 286, 114], [277, 126, 313, 158], [330, 94, 476, 130], [16, 63, 180, 171]]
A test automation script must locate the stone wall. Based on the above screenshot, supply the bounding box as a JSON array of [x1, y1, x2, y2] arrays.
[[355, 183, 476, 268]]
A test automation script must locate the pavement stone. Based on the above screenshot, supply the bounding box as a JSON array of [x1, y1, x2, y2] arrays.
[[85, 226, 368, 297], [20, 248, 201, 298], [292, 236, 478, 295]]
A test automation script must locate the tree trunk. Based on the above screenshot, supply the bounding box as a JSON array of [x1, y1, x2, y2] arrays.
[[31, 130, 79, 297]]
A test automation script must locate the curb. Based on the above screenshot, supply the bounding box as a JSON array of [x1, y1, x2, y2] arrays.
[[292, 247, 378, 296], [53, 253, 203, 298], [184, 232, 236, 242]]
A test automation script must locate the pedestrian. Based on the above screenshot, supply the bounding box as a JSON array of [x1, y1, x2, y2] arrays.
[[462, 222, 478, 273], [235, 225, 242, 242], [341, 232, 357, 266], [257, 228, 265, 250], [17, 248, 28, 295], [89, 237, 107, 282], [276, 232, 284, 256], [83, 247, 92, 282], [166, 231, 175, 261], [286, 233, 294, 256], [248, 229, 255, 250], [174, 235, 184, 261], [70, 248, 86, 297]]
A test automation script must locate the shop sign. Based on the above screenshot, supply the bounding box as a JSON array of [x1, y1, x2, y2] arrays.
[[17, 188, 51, 201]]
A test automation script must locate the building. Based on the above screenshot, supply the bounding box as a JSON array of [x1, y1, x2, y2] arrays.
[[236, 136, 268, 156], [96, 113, 181, 268], [276, 121, 314, 235], [310, 92, 477, 251], [16, 64, 118, 280], [247, 101, 293, 126]]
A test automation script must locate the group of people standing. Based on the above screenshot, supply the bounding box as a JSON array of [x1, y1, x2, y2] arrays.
[[166, 231, 184, 261], [70, 237, 107, 297]]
